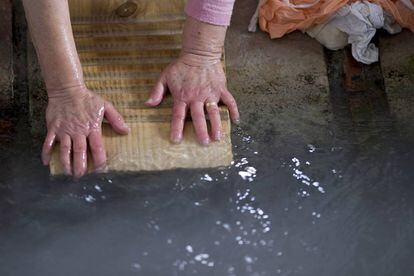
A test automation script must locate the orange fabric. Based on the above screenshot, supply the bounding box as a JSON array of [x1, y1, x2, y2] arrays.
[[259, 0, 414, 38]]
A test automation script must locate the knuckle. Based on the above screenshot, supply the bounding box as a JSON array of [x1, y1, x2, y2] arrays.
[[227, 98, 237, 107], [73, 144, 85, 153], [172, 113, 186, 122], [90, 143, 104, 153], [60, 144, 71, 153], [208, 105, 220, 113]]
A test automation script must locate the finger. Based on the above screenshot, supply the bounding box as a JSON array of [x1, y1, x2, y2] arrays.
[[88, 129, 106, 172], [42, 131, 56, 166], [72, 135, 87, 179], [221, 90, 240, 124], [170, 101, 187, 144], [206, 102, 222, 141], [191, 102, 210, 146], [146, 73, 167, 107], [59, 134, 72, 176], [104, 101, 130, 135]]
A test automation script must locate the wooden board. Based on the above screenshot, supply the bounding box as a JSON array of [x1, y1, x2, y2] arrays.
[[49, 0, 233, 175]]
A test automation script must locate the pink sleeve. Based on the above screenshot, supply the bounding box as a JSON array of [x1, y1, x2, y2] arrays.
[[185, 0, 235, 26]]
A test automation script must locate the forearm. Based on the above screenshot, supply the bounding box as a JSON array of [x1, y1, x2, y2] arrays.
[[180, 16, 227, 66], [22, 0, 83, 94], [185, 0, 235, 26]]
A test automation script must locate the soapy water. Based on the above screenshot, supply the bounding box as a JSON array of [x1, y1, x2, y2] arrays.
[[1, 117, 413, 276], [58, 126, 342, 274]]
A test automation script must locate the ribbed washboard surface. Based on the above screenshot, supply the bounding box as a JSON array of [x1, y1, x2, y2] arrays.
[[49, 0, 233, 175]]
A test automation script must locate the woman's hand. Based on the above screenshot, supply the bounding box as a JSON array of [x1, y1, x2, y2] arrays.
[[146, 16, 239, 145], [42, 86, 129, 178], [146, 58, 239, 145]]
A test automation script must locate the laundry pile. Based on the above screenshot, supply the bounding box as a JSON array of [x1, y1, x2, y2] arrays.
[[250, 0, 414, 64]]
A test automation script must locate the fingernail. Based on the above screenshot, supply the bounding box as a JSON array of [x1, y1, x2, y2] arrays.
[[201, 138, 210, 146], [64, 167, 72, 176], [234, 118, 241, 125], [95, 164, 106, 173], [215, 131, 222, 141], [171, 137, 182, 144], [145, 98, 155, 105]]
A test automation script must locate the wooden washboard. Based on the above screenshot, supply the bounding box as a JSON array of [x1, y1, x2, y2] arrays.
[[49, 0, 233, 174]]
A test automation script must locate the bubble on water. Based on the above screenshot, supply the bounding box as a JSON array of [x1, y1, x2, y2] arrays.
[[235, 157, 249, 168], [84, 195, 96, 203], [167, 239, 172, 244], [131, 263, 141, 270], [185, 245, 193, 253], [289, 157, 326, 194], [292, 157, 300, 167], [245, 166, 257, 174], [94, 185, 102, 192], [222, 223, 231, 232], [107, 179, 113, 183], [201, 174, 213, 181], [244, 256, 254, 264], [238, 171, 252, 180], [307, 144, 316, 152], [277, 251, 283, 256], [194, 253, 209, 262]]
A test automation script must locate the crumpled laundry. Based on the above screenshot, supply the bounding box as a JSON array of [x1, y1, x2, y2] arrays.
[[256, 0, 414, 64], [329, 1, 389, 64], [259, 0, 414, 37], [305, 21, 349, 51]]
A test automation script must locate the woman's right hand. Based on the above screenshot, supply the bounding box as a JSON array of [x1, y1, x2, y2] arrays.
[[146, 16, 239, 145], [42, 85, 130, 178]]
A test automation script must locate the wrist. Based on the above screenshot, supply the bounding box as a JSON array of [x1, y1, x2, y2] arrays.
[[47, 83, 88, 100], [181, 16, 226, 66]]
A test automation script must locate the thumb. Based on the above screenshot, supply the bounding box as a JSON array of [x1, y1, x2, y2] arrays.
[[104, 102, 130, 135], [146, 73, 167, 107]]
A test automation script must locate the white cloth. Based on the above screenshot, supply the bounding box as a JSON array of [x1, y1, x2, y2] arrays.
[[327, 1, 401, 64], [305, 21, 348, 50]]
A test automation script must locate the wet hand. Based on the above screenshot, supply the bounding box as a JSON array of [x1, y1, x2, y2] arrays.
[[42, 86, 130, 178], [146, 58, 239, 145]]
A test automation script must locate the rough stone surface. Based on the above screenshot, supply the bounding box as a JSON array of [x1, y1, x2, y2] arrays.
[[27, 40, 48, 136], [226, 0, 331, 146], [0, 0, 13, 110], [379, 30, 414, 137]]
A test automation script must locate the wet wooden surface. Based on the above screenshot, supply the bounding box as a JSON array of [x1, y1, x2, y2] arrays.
[[49, 0, 233, 174]]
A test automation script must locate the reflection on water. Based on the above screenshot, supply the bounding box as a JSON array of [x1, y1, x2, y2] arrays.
[[1, 110, 414, 276]]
